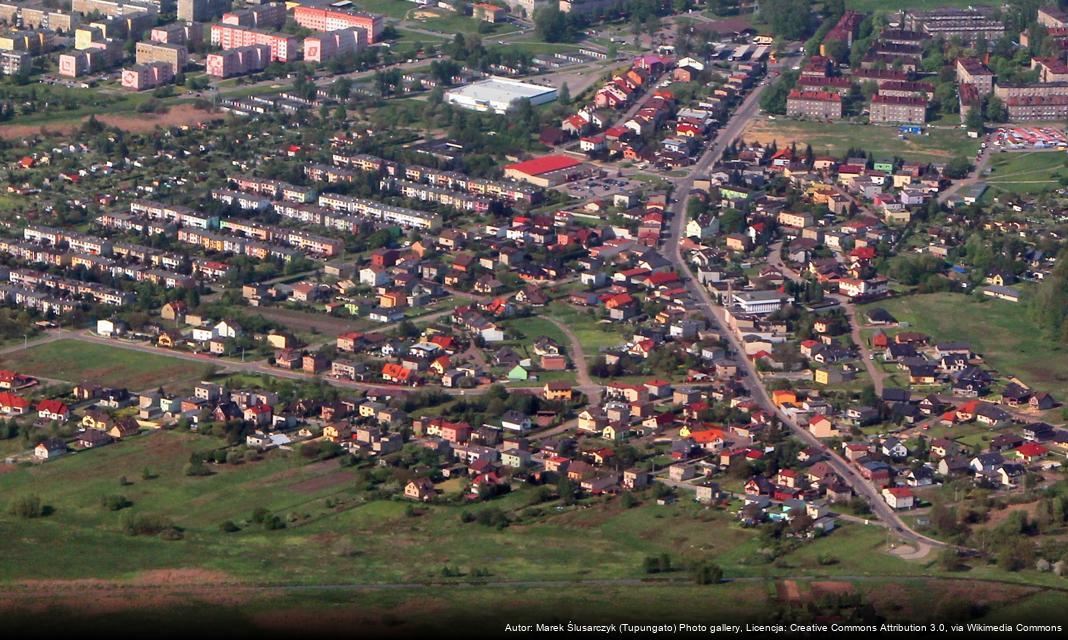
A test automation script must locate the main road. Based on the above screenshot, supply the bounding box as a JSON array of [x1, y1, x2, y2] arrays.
[[657, 67, 958, 556]]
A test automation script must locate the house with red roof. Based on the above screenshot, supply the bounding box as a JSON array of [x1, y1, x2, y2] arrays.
[[882, 486, 914, 510], [37, 399, 70, 422], [1016, 442, 1048, 463], [0, 391, 30, 415], [382, 363, 412, 384]]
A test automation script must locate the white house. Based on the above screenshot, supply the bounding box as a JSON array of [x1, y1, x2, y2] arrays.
[[881, 486, 914, 510], [500, 411, 532, 433], [214, 320, 243, 339], [96, 319, 125, 338]]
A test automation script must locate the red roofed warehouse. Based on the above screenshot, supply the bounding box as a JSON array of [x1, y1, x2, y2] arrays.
[[504, 155, 592, 188]]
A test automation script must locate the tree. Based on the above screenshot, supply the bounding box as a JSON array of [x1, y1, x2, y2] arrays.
[[8, 494, 45, 518], [693, 561, 724, 584], [762, 0, 814, 41], [534, 6, 571, 43], [943, 156, 973, 179], [986, 95, 1007, 122], [558, 82, 571, 105]]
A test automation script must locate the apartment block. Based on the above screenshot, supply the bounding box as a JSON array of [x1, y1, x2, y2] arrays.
[[135, 41, 187, 73], [205, 42, 270, 78], [303, 27, 365, 64], [0, 49, 27, 75], [58, 43, 121, 77], [1006, 95, 1068, 121], [786, 90, 842, 120], [955, 57, 993, 94], [71, 0, 157, 19], [121, 60, 173, 90], [870, 94, 926, 124], [210, 23, 296, 62], [0, 28, 51, 53], [221, 2, 285, 29], [176, 0, 229, 22], [1031, 56, 1068, 83], [150, 21, 202, 44], [0, 4, 80, 32], [291, 6, 383, 43], [1038, 5, 1068, 29], [904, 7, 1005, 44]]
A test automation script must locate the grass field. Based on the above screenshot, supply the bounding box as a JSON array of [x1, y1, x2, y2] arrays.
[[0, 339, 215, 391], [859, 293, 1068, 394], [985, 151, 1068, 195], [548, 302, 628, 353], [351, 0, 412, 18], [502, 316, 569, 348], [743, 118, 980, 163], [2, 428, 1067, 629]]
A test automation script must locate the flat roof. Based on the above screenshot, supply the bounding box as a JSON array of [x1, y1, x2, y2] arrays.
[[505, 155, 582, 176], [446, 77, 555, 105]]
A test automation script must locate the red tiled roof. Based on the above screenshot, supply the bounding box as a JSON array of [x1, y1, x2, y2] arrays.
[[505, 155, 583, 176]]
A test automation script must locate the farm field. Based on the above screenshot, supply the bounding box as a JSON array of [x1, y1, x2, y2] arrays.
[[859, 293, 1068, 395], [742, 118, 981, 163], [985, 151, 1068, 195], [0, 339, 215, 391], [8, 578, 1062, 635]]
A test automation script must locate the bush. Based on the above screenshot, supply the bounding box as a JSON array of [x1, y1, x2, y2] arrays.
[[121, 512, 174, 536], [8, 494, 45, 518], [692, 561, 724, 585], [219, 520, 240, 533], [100, 494, 131, 511], [183, 461, 213, 477]]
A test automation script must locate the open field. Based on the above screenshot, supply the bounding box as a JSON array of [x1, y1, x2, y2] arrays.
[[742, 118, 980, 162], [859, 293, 1068, 394], [985, 151, 1068, 195], [0, 104, 224, 140], [548, 302, 628, 353], [0, 339, 214, 390], [6, 578, 1062, 634], [2, 429, 1067, 629], [351, 0, 412, 18]]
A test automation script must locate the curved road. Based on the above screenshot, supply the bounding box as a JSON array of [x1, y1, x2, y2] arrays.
[[657, 72, 961, 556]]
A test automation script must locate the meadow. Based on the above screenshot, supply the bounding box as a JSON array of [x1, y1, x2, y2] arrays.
[[859, 293, 1068, 395]]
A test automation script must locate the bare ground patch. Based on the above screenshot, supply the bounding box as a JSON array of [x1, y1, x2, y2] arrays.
[[0, 104, 223, 140]]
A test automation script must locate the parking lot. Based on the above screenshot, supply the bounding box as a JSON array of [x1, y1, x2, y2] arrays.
[[560, 174, 647, 200]]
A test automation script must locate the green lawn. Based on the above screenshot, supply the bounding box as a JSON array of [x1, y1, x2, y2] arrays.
[[985, 151, 1068, 195], [502, 316, 569, 348], [860, 293, 1068, 394], [0, 339, 215, 391], [351, 0, 412, 18], [744, 118, 981, 163], [548, 302, 627, 352], [0, 433, 765, 584]]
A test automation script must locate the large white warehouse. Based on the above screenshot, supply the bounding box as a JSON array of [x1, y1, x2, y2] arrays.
[[444, 77, 557, 114]]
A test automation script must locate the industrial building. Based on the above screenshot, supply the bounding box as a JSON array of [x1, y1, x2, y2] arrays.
[[444, 77, 557, 114]]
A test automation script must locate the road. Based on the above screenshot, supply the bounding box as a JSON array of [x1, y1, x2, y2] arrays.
[[656, 65, 957, 557], [544, 316, 601, 403], [768, 240, 888, 396], [937, 142, 992, 205]]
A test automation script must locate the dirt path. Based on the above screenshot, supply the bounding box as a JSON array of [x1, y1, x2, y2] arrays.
[[544, 315, 600, 403]]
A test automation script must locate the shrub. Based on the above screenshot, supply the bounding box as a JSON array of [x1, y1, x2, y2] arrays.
[[100, 494, 131, 511], [219, 520, 240, 533], [121, 512, 174, 536], [693, 561, 724, 585], [8, 494, 44, 518]]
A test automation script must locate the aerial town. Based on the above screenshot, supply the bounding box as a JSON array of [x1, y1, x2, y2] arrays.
[[0, 0, 1066, 634]]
